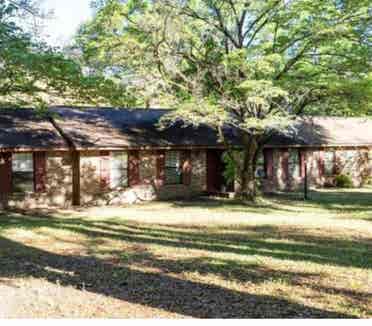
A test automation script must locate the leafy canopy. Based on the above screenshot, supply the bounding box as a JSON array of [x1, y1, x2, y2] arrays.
[[0, 0, 134, 108], [77, 0, 372, 129], [76, 0, 372, 199]]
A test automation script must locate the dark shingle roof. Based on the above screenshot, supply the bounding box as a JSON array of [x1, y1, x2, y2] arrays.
[[0, 109, 68, 150], [267, 117, 372, 147], [1, 107, 371, 150], [51, 106, 238, 149]]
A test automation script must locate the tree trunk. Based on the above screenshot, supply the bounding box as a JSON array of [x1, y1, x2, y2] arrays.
[[235, 134, 259, 201]]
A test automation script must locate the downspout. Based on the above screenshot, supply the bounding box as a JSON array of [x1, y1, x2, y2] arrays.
[[48, 115, 81, 206]]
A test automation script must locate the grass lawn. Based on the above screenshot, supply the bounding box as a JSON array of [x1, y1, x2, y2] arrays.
[[0, 188, 371, 318]]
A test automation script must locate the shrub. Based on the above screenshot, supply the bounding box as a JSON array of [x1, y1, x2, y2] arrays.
[[335, 174, 354, 188], [222, 151, 239, 187], [365, 177, 372, 185]]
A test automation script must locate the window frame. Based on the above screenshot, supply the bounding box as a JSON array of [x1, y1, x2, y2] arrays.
[[12, 152, 35, 194], [323, 151, 335, 176], [342, 150, 357, 172], [288, 149, 300, 178], [255, 152, 266, 179], [165, 151, 182, 185], [110, 151, 129, 189]]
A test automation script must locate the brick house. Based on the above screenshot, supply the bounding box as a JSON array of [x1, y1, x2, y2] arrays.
[[263, 117, 372, 192], [0, 107, 239, 208], [0, 107, 371, 208]]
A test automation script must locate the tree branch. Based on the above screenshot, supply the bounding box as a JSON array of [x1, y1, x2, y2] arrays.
[[275, 43, 311, 80], [243, 0, 281, 41]]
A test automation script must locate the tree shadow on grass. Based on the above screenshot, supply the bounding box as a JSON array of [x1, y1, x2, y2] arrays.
[[167, 188, 372, 220], [0, 235, 356, 318], [170, 197, 295, 214], [1, 211, 371, 270], [111, 249, 372, 311], [1, 209, 371, 317], [79, 217, 372, 269], [267, 189, 372, 215]]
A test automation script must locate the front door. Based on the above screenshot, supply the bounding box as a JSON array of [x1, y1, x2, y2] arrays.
[[207, 150, 234, 193]]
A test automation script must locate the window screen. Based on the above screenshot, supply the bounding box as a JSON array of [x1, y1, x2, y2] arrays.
[[342, 150, 357, 173], [165, 151, 182, 185], [12, 153, 34, 193], [324, 151, 334, 176], [255, 152, 266, 178], [111, 152, 128, 188], [288, 150, 300, 178]]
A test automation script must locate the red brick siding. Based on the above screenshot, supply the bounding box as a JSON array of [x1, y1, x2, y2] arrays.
[[299, 150, 306, 178], [318, 151, 325, 178], [181, 150, 192, 186], [333, 151, 338, 175], [100, 151, 111, 190], [264, 149, 274, 179], [34, 152, 47, 193], [128, 150, 140, 186], [156, 150, 165, 188], [281, 150, 289, 183]]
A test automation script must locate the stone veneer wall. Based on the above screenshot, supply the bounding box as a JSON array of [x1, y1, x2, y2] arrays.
[[80, 149, 207, 206], [8, 151, 73, 209], [264, 147, 372, 192]]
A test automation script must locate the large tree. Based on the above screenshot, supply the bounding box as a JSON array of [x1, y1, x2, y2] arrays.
[[77, 0, 372, 199], [0, 0, 134, 108]]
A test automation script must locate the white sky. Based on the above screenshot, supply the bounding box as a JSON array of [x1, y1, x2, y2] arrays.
[[40, 0, 93, 47]]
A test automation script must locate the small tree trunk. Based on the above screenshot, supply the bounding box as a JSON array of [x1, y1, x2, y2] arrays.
[[235, 134, 259, 201], [238, 164, 256, 201]]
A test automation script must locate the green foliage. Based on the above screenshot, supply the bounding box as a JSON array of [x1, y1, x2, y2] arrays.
[[335, 174, 354, 188], [222, 151, 241, 186], [75, 0, 372, 198], [364, 177, 372, 185], [76, 0, 371, 116], [0, 0, 133, 107]]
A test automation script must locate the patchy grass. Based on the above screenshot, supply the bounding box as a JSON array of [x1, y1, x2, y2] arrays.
[[0, 188, 371, 318]]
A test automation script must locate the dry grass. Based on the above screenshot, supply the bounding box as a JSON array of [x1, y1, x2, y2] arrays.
[[0, 188, 371, 318]]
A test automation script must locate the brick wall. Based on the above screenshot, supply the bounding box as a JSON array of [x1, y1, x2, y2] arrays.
[[79, 149, 207, 206], [157, 150, 207, 200], [3, 149, 207, 208], [7, 151, 73, 208], [3, 146, 371, 208], [264, 147, 372, 193], [80, 151, 102, 204]]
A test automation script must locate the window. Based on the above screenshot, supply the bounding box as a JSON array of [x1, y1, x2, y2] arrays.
[[255, 152, 266, 178], [324, 151, 334, 176], [288, 150, 300, 178], [111, 152, 128, 188], [12, 153, 34, 193], [343, 150, 357, 173], [165, 151, 182, 184]]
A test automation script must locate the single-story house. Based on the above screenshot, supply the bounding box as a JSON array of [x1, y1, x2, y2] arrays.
[[264, 117, 372, 192], [0, 107, 371, 208]]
